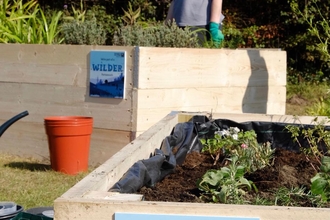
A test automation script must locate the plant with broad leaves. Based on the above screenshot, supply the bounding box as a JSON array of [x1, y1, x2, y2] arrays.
[[311, 156, 330, 201], [197, 155, 255, 204]]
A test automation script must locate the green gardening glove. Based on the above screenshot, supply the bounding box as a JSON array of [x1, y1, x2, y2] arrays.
[[208, 22, 224, 47]]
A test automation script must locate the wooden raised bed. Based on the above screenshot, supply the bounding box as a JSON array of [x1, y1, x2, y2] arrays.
[[54, 112, 330, 220], [0, 44, 286, 165]]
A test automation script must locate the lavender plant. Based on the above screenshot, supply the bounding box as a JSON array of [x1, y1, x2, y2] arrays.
[[112, 21, 200, 48], [61, 17, 107, 45]]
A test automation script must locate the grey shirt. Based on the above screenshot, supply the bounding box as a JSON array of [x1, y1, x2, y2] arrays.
[[170, 0, 224, 27]]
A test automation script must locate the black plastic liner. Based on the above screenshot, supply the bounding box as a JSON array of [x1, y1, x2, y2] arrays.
[[109, 115, 330, 193]]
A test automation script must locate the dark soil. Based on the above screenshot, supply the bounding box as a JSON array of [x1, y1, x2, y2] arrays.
[[138, 148, 329, 207]]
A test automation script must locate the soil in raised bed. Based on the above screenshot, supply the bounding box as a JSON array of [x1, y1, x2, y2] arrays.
[[138, 148, 328, 207]]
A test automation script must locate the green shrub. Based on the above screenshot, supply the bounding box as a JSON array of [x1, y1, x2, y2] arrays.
[[0, 0, 63, 44], [306, 98, 330, 116], [311, 156, 330, 201], [197, 155, 255, 204], [61, 18, 107, 45], [85, 5, 121, 43], [113, 21, 200, 48], [283, 0, 330, 84]]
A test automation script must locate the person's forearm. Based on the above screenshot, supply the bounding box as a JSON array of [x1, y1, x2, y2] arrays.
[[210, 0, 223, 23]]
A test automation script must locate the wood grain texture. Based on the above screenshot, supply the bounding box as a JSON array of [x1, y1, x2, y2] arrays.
[[0, 44, 135, 131], [0, 44, 135, 87], [136, 47, 286, 89], [0, 82, 133, 130], [135, 86, 286, 132], [54, 200, 330, 220]]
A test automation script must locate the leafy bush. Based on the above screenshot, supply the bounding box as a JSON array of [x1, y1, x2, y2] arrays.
[[112, 21, 200, 48], [311, 156, 330, 201], [282, 0, 330, 84], [197, 155, 254, 204], [85, 5, 121, 43], [61, 18, 107, 45], [286, 117, 330, 169], [306, 98, 330, 116], [0, 0, 63, 44], [198, 127, 274, 203], [200, 127, 274, 172]]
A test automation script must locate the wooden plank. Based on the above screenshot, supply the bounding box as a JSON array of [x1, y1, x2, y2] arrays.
[[134, 86, 286, 132], [0, 44, 134, 66], [54, 199, 330, 220], [136, 86, 286, 107], [89, 129, 131, 166], [115, 213, 259, 220], [135, 102, 286, 135], [0, 82, 133, 131], [59, 112, 178, 198], [84, 191, 143, 201], [54, 112, 330, 220], [136, 47, 286, 89], [0, 44, 135, 87], [0, 63, 84, 86], [0, 121, 131, 166]]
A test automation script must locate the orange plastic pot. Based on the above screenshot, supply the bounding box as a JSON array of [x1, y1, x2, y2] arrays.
[[44, 116, 93, 175]]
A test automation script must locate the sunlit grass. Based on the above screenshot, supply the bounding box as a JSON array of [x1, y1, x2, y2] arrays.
[[0, 153, 90, 210], [287, 82, 330, 102], [286, 82, 330, 116]]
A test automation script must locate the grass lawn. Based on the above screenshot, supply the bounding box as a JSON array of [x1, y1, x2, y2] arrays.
[[285, 82, 330, 116], [0, 154, 90, 210]]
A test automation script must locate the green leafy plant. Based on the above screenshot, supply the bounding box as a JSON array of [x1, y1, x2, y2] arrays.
[[112, 21, 200, 48], [63, 0, 86, 22], [274, 186, 309, 207], [61, 17, 107, 45], [286, 117, 330, 169], [85, 5, 121, 44], [290, 0, 330, 64], [311, 156, 330, 201], [200, 127, 274, 172], [0, 0, 38, 43], [306, 97, 330, 116], [198, 127, 274, 204], [0, 0, 63, 44], [200, 127, 241, 165], [197, 155, 255, 204], [38, 9, 64, 44], [122, 2, 141, 26], [284, 0, 330, 83]]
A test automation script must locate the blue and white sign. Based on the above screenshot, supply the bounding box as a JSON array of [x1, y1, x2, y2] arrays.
[[115, 213, 260, 220], [89, 50, 126, 99]]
